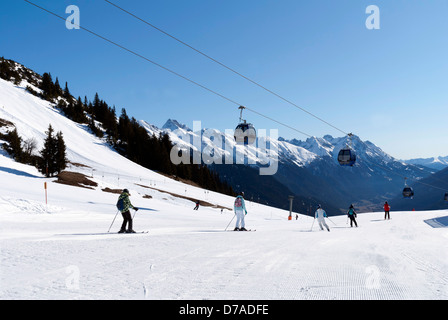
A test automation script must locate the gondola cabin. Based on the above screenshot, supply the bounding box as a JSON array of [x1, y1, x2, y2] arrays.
[[234, 106, 256, 145], [337, 147, 356, 166], [444, 192, 448, 201], [234, 121, 256, 145], [402, 187, 414, 199]]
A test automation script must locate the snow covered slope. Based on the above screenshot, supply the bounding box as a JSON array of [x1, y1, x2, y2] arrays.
[[0, 76, 447, 300], [1, 157, 447, 299]]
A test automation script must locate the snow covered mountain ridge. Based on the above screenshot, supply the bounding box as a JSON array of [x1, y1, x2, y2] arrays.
[[403, 156, 448, 171], [143, 117, 416, 173], [149, 117, 448, 173], [139, 117, 437, 213]]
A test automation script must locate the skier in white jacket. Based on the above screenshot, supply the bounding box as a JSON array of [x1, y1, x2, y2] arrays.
[[234, 192, 248, 231], [314, 204, 330, 232]]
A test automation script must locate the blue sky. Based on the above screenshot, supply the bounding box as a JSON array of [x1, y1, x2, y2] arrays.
[[1, 0, 448, 159]]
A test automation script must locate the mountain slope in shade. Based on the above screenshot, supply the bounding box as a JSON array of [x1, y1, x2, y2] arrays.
[[391, 166, 448, 211]]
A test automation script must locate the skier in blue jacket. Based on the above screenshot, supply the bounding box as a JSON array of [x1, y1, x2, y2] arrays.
[[234, 192, 248, 231], [314, 204, 330, 232]]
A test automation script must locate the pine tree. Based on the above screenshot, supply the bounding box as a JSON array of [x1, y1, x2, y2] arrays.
[[54, 77, 62, 96], [55, 131, 67, 174], [39, 125, 68, 177], [4, 128, 23, 161], [40, 124, 57, 177], [40, 72, 55, 101], [63, 82, 71, 100]]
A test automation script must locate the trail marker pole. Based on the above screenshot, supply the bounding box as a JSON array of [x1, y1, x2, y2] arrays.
[[44, 182, 47, 205]]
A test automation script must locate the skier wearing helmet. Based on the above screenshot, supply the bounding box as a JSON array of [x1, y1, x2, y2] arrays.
[[314, 204, 330, 232], [117, 189, 138, 233], [347, 204, 358, 227], [233, 192, 248, 231]]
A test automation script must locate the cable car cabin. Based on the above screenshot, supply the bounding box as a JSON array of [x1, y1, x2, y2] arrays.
[[337, 147, 356, 166], [444, 192, 448, 201], [402, 187, 414, 199], [234, 121, 256, 145]]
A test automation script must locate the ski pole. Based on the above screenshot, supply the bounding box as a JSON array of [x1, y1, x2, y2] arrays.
[[326, 217, 337, 226], [108, 210, 120, 233], [132, 207, 139, 219], [225, 214, 236, 231], [310, 218, 315, 231]]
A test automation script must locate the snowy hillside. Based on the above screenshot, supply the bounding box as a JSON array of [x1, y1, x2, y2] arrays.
[[1, 75, 448, 300]]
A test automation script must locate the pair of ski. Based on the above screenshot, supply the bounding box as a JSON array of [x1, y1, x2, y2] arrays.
[[224, 214, 256, 232], [117, 231, 149, 234]]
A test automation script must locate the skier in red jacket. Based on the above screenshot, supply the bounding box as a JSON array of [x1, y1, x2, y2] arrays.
[[384, 201, 391, 220]]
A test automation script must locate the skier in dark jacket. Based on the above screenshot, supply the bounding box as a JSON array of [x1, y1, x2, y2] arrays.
[[193, 200, 200, 210], [117, 189, 138, 233], [347, 204, 358, 227]]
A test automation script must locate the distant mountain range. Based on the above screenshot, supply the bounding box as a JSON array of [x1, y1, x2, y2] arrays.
[[402, 156, 448, 171], [141, 118, 440, 215]]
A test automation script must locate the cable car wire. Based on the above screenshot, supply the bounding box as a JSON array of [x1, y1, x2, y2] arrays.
[[23, 1, 448, 196], [104, 0, 349, 137], [24, 0, 313, 140]]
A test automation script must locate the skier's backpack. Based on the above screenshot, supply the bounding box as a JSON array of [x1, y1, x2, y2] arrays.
[[234, 197, 242, 208], [116, 197, 124, 212]]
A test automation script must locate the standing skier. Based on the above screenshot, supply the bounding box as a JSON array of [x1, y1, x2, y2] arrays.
[[384, 201, 391, 220], [314, 204, 330, 232], [117, 189, 138, 233], [193, 200, 200, 210], [234, 192, 248, 231], [347, 204, 358, 227]]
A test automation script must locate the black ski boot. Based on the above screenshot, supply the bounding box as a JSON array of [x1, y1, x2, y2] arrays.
[[126, 229, 136, 233], [233, 227, 240, 231]]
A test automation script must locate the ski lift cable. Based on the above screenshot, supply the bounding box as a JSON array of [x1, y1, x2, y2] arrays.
[[104, 0, 349, 137], [25, 1, 448, 195], [24, 0, 313, 139]]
